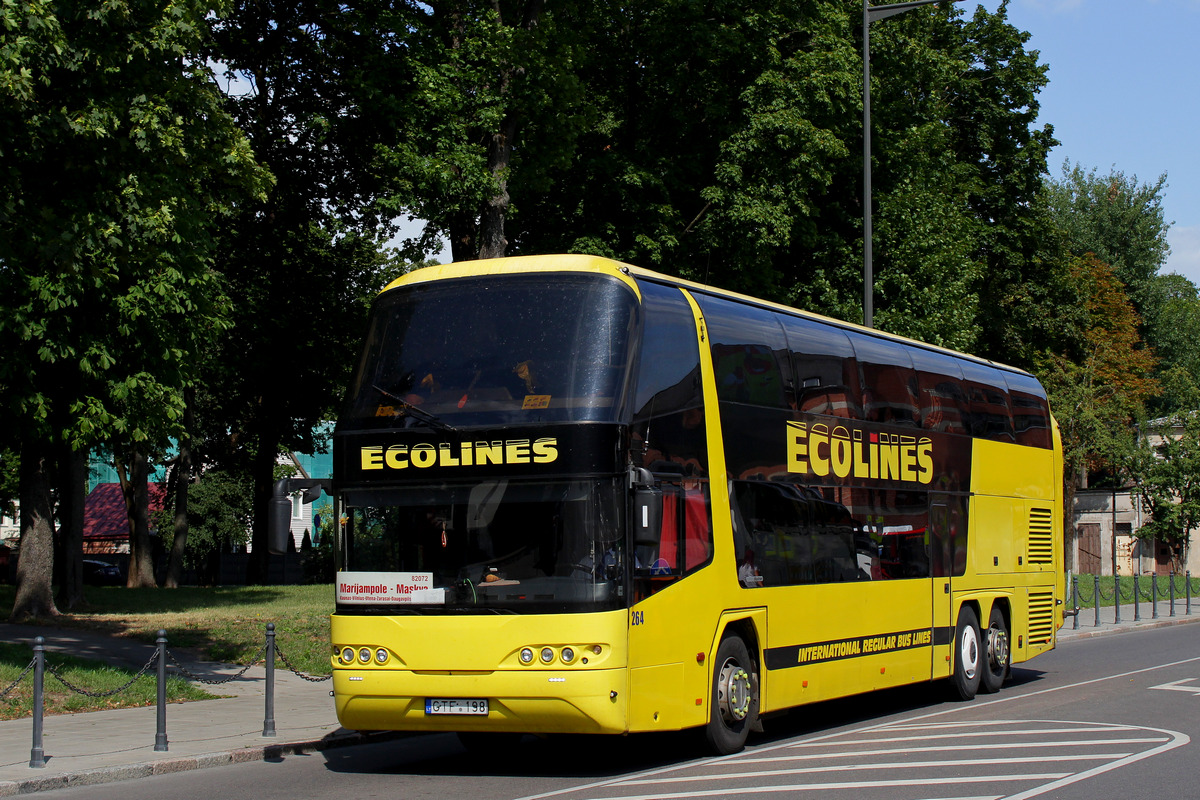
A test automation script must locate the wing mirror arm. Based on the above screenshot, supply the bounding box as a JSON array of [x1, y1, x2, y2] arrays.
[[268, 478, 333, 555]]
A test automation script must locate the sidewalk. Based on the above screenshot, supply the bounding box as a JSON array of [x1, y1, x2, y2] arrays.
[[0, 623, 386, 797], [1057, 597, 1200, 640], [3, 602, 1200, 796]]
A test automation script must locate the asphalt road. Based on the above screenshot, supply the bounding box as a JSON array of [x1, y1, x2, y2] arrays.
[[32, 624, 1200, 800]]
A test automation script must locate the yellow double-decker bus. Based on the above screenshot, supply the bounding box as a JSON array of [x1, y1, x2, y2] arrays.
[[274, 253, 1063, 755]]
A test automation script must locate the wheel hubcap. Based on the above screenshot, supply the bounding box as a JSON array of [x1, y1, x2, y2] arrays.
[[960, 626, 979, 680], [988, 626, 1009, 671], [717, 659, 752, 723]]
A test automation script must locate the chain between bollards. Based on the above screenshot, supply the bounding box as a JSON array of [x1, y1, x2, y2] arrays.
[[263, 623, 277, 737], [155, 630, 168, 752], [29, 637, 45, 769]]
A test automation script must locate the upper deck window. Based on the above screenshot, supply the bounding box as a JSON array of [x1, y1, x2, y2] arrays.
[[341, 274, 639, 430]]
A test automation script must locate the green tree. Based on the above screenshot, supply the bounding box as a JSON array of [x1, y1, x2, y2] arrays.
[[1134, 412, 1200, 573], [1044, 162, 1171, 315], [507, 1, 1059, 359], [1141, 273, 1200, 413], [207, 0, 396, 582], [1, 0, 268, 619]]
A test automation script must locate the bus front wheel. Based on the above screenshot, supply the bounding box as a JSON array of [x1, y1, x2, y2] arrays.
[[950, 606, 981, 701], [705, 634, 759, 755], [980, 605, 1009, 694]]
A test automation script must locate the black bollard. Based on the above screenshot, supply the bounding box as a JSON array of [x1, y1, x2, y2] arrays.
[[1094, 574, 1101, 627], [263, 623, 277, 738], [29, 637, 45, 768], [155, 630, 168, 752]]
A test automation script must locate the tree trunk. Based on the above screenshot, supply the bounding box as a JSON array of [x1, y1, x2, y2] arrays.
[[54, 445, 87, 611], [246, 441, 277, 585], [164, 392, 194, 588], [119, 449, 158, 588], [476, 114, 518, 260], [9, 443, 59, 621]]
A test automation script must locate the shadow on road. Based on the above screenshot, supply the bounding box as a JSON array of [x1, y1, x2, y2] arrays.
[[320, 668, 1052, 779]]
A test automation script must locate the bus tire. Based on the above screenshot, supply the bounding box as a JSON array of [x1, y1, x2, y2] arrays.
[[705, 634, 759, 755], [980, 605, 1009, 694], [950, 605, 981, 701]]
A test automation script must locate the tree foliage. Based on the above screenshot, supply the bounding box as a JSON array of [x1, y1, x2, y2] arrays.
[[1134, 413, 1200, 572], [1, 0, 267, 619]]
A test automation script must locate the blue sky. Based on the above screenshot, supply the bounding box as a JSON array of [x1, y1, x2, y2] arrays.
[[999, 0, 1200, 284]]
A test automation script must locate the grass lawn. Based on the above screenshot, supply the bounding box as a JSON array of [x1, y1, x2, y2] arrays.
[[1, 584, 335, 679], [0, 641, 214, 721]]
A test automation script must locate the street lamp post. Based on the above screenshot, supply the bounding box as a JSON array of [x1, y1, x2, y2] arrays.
[[862, 0, 966, 328]]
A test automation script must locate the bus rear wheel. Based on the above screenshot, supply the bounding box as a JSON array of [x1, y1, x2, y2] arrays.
[[980, 605, 1009, 694], [950, 606, 981, 701], [705, 634, 759, 755]]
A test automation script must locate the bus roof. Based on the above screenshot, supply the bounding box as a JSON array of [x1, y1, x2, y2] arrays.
[[382, 254, 1035, 380]]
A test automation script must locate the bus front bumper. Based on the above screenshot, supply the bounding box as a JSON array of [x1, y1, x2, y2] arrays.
[[334, 667, 629, 734]]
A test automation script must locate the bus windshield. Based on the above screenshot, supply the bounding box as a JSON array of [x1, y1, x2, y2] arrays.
[[339, 478, 629, 614], [340, 273, 639, 430]]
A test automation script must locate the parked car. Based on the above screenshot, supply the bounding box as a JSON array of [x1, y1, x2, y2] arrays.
[[82, 559, 124, 586]]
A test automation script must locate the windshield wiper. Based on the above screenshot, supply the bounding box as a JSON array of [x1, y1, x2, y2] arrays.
[[372, 384, 459, 433]]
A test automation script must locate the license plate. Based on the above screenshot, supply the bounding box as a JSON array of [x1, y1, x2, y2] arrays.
[[425, 698, 489, 715]]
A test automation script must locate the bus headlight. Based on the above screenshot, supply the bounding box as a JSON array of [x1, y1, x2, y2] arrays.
[[520, 648, 534, 664], [561, 647, 575, 664], [341, 647, 355, 664], [540, 647, 555, 663], [358, 647, 372, 664], [375, 648, 389, 664]]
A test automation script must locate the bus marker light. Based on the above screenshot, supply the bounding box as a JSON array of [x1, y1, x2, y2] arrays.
[[880, 667, 886, 674], [592, 645, 602, 655], [696, 652, 705, 664], [696, 698, 702, 705], [802, 681, 808, 688]]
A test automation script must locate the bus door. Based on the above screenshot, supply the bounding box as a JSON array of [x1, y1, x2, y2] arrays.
[[930, 498, 954, 680]]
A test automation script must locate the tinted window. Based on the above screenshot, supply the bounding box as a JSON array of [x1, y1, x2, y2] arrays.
[[847, 333, 919, 426], [1005, 371, 1053, 449], [780, 316, 862, 418], [695, 294, 790, 409], [958, 360, 1014, 442], [632, 281, 707, 477], [341, 274, 638, 430], [908, 348, 968, 435]]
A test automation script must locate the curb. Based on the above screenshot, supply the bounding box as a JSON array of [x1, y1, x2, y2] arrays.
[[1058, 613, 1200, 641], [0, 730, 409, 797]]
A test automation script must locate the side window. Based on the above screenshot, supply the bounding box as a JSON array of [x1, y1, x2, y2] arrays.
[[632, 281, 708, 476], [730, 481, 864, 587], [694, 294, 791, 409], [780, 316, 862, 419], [846, 334, 919, 426], [959, 360, 1015, 443], [908, 348, 968, 435], [1005, 372, 1053, 449], [634, 482, 713, 599]]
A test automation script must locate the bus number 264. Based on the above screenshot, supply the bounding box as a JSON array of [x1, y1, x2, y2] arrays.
[[631, 610, 645, 626]]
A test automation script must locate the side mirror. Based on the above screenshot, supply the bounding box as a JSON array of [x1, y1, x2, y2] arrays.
[[630, 467, 662, 546], [268, 478, 332, 555], [268, 479, 294, 556]]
